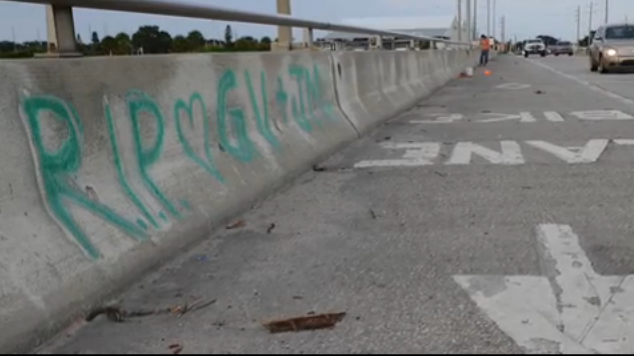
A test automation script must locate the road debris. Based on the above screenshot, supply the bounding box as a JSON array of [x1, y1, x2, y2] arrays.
[[369, 209, 377, 220], [434, 171, 447, 178], [535, 90, 544, 94], [168, 343, 183, 354], [85, 298, 216, 322], [173, 298, 217, 317], [85, 306, 168, 322], [226, 220, 246, 230], [266, 223, 276, 234], [312, 164, 326, 172], [263, 312, 347, 333]]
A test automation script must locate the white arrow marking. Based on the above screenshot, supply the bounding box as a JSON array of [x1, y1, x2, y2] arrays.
[[453, 224, 629, 354]]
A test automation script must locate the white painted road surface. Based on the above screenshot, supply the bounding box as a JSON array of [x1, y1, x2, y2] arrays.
[[42, 55, 634, 354]]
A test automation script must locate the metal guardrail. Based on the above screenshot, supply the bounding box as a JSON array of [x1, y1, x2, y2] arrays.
[[7, 0, 471, 55]]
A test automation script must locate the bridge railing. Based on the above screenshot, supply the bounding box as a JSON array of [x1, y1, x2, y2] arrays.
[[6, 0, 472, 57]]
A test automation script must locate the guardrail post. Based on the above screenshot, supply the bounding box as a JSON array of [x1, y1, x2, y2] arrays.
[[40, 4, 81, 57], [376, 36, 383, 50], [303, 27, 313, 49]]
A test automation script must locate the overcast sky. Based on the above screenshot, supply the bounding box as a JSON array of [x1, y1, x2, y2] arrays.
[[1, 0, 633, 43]]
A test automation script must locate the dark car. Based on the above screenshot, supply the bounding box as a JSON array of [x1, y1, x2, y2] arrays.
[[550, 41, 574, 56]]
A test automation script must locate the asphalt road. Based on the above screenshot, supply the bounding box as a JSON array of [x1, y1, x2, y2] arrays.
[[41, 54, 634, 354]]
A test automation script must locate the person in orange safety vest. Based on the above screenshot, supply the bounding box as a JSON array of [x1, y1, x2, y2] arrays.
[[480, 34, 490, 66]]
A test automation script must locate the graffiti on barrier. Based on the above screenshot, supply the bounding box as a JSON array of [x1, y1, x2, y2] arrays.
[[20, 63, 337, 259]]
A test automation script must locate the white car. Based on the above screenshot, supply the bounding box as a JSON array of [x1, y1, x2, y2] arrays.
[[523, 39, 547, 57]]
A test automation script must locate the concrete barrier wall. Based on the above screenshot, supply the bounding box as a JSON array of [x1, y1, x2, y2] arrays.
[[0, 49, 476, 353], [334, 49, 477, 134]]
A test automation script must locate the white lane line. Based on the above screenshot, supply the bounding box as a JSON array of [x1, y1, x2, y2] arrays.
[[525, 58, 634, 106]]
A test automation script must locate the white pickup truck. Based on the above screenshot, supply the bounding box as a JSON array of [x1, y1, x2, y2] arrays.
[[523, 39, 547, 57]]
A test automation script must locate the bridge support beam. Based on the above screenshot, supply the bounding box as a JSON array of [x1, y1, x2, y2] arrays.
[[41, 4, 82, 57], [272, 0, 293, 51]]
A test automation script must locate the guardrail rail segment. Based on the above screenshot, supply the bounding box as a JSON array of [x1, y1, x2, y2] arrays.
[[7, 0, 472, 55]]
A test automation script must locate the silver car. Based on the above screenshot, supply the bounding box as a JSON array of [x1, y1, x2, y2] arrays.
[[589, 23, 634, 73], [550, 41, 574, 56]]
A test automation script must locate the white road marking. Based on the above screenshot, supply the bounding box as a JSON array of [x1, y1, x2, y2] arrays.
[[525, 139, 609, 164], [446, 141, 525, 165], [526, 58, 634, 106], [409, 111, 634, 124], [570, 110, 634, 120], [613, 139, 634, 145], [353, 142, 441, 168], [410, 113, 463, 124], [354, 139, 634, 168], [478, 112, 537, 123], [543, 111, 565, 122], [453, 224, 631, 354], [496, 83, 532, 90]]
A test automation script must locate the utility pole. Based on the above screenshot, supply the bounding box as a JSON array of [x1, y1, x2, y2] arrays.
[[501, 16, 505, 43], [12, 26, 17, 51], [473, 0, 478, 40], [466, 0, 471, 43], [577, 5, 581, 45], [487, 0, 491, 36], [588, 2, 594, 37], [492, 0, 497, 40], [457, 0, 462, 42], [605, 0, 609, 24]]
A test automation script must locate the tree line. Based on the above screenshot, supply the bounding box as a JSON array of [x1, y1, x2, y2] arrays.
[[0, 25, 272, 59]]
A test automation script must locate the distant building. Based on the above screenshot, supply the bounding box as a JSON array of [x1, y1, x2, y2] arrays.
[[319, 16, 469, 51]]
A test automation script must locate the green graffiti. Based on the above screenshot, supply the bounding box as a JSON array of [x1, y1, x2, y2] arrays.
[[174, 92, 225, 183], [127, 90, 181, 219], [22, 95, 148, 259], [245, 70, 280, 148], [275, 76, 289, 124], [288, 65, 313, 132], [308, 64, 336, 121], [104, 101, 159, 229], [289, 64, 338, 133], [217, 70, 257, 162]]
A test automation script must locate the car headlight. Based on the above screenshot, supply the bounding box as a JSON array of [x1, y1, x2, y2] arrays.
[[606, 49, 617, 56]]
